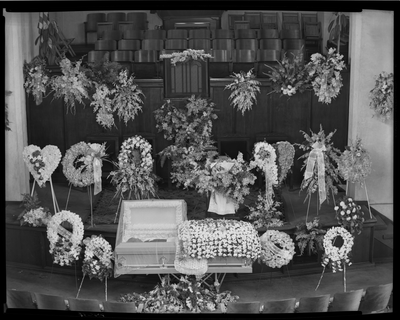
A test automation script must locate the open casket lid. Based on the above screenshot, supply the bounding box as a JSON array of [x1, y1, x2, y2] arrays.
[[115, 199, 187, 251]]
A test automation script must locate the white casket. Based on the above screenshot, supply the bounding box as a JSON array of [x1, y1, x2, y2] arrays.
[[114, 199, 253, 277], [114, 199, 187, 276]]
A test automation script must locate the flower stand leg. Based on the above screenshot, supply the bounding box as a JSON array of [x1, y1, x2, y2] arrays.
[[343, 263, 347, 292], [114, 196, 122, 224], [30, 180, 36, 197], [65, 183, 72, 210], [315, 266, 326, 291], [76, 274, 86, 298]]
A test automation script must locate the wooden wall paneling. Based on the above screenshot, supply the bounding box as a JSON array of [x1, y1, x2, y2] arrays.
[[6, 226, 45, 267], [63, 98, 120, 148], [26, 93, 66, 183], [250, 85, 273, 142], [210, 80, 237, 137], [270, 91, 312, 187], [309, 71, 350, 152]]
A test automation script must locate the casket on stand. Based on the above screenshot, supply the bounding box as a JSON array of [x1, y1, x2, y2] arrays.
[[114, 199, 187, 276]]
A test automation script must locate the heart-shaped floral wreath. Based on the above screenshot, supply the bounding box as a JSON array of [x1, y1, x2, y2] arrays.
[[22, 145, 62, 187]]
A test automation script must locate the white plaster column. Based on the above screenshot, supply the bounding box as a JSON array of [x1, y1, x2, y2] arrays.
[[347, 10, 393, 220], [4, 11, 38, 201]]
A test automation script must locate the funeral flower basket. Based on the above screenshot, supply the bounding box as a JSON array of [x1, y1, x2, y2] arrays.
[[189, 153, 256, 210]]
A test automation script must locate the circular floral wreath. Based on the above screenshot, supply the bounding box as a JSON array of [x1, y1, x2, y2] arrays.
[[322, 226, 354, 272], [46, 210, 84, 266], [82, 235, 114, 281], [109, 135, 156, 199], [259, 230, 295, 268], [62, 141, 106, 187]]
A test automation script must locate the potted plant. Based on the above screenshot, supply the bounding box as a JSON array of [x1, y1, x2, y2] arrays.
[[35, 14, 61, 66]]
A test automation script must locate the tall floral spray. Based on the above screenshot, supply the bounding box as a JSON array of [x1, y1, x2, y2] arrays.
[[225, 69, 261, 115], [296, 125, 342, 221]]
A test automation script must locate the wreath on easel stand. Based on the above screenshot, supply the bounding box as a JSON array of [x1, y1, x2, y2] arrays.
[[259, 230, 295, 268], [337, 137, 373, 218], [62, 141, 108, 227], [77, 235, 114, 301], [46, 210, 84, 266], [315, 226, 354, 292], [22, 144, 62, 215], [109, 135, 158, 223]]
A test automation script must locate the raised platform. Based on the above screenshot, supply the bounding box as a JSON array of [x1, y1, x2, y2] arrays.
[[6, 182, 380, 278]]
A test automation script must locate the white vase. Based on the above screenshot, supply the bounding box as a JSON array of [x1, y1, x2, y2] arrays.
[[208, 191, 237, 215]]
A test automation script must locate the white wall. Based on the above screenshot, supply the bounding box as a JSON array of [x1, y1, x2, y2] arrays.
[[4, 10, 38, 201], [348, 10, 394, 221]]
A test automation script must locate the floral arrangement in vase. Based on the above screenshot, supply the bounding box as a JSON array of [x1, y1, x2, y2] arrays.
[[81, 235, 114, 282], [307, 48, 346, 104], [154, 95, 218, 188], [189, 153, 256, 210], [294, 217, 326, 256], [265, 49, 312, 97], [334, 196, 364, 235], [119, 275, 238, 313], [296, 125, 342, 206], [160, 49, 213, 66], [337, 136, 372, 187], [224, 69, 261, 115], [369, 71, 393, 121]]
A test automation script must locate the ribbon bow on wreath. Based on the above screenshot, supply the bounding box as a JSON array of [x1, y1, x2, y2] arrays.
[[304, 141, 327, 207]]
